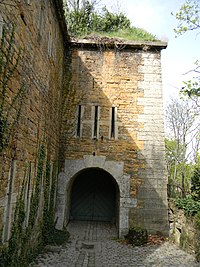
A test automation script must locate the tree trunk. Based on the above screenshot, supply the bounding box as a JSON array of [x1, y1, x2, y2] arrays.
[[181, 162, 186, 198]]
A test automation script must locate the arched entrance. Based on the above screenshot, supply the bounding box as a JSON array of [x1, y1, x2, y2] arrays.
[[70, 168, 119, 223], [55, 155, 136, 237]]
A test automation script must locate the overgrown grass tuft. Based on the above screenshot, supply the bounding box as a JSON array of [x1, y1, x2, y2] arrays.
[[102, 28, 158, 41], [80, 28, 159, 42]]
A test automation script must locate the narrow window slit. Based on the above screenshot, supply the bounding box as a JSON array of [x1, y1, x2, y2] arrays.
[[77, 105, 81, 137], [93, 106, 98, 138], [111, 107, 115, 138]]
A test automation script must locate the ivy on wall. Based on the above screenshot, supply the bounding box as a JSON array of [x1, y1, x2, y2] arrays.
[[0, 19, 68, 267], [0, 137, 64, 266], [0, 24, 26, 155]]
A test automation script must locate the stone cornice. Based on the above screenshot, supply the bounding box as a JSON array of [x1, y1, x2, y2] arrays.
[[70, 38, 167, 51]]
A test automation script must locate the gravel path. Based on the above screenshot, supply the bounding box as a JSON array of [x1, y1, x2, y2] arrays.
[[29, 221, 199, 267]]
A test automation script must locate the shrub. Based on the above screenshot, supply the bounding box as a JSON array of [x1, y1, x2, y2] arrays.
[[65, 3, 157, 41], [45, 228, 69, 246], [191, 167, 200, 201], [175, 196, 200, 216], [125, 227, 148, 246]]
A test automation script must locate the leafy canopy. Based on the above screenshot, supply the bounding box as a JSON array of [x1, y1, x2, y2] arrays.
[[173, 0, 200, 36], [173, 0, 200, 97], [64, 0, 157, 41]]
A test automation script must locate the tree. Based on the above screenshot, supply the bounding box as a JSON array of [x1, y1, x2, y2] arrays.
[[64, 0, 131, 37], [191, 166, 200, 200], [165, 97, 199, 197], [173, 0, 200, 36], [173, 0, 200, 97], [165, 138, 187, 197]]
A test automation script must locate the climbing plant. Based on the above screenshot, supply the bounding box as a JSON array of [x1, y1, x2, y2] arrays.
[[0, 138, 46, 266], [0, 23, 26, 155], [28, 140, 46, 228], [0, 136, 68, 266]]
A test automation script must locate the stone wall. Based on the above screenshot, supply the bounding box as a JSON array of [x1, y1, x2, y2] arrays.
[[169, 201, 200, 260], [57, 40, 169, 236], [0, 0, 66, 248]]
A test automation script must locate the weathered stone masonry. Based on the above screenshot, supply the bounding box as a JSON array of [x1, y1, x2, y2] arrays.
[[56, 40, 169, 237], [0, 0, 67, 246], [0, 1, 168, 257]]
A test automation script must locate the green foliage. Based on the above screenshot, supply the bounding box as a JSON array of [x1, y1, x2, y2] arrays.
[[195, 211, 200, 261], [181, 78, 200, 97], [98, 28, 157, 42], [28, 141, 46, 228], [42, 160, 61, 246], [0, 174, 26, 266], [173, 0, 200, 36], [65, 3, 131, 37], [65, 1, 157, 41], [0, 139, 65, 266], [45, 228, 69, 246], [191, 167, 200, 201], [65, 1, 94, 37], [196, 211, 200, 228], [175, 196, 200, 216], [173, 1, 200, 97], [97, 7, 131, 33], [125, 227, 148, 246], [165, 138, 193, 198]]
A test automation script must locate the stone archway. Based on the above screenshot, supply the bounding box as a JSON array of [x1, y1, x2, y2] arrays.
[[70, 168, 118, 223], [55, 155, 137, 237]]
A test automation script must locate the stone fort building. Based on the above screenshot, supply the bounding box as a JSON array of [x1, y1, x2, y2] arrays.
[[0, 0, 168, 255]]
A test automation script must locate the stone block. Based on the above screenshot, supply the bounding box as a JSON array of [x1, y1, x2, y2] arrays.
[[104, 160, 124, 178], [120, 175, 130, 197], [83, 155, 106, 168], [120, 197, 137, 208], [65, 159, 85, 177]]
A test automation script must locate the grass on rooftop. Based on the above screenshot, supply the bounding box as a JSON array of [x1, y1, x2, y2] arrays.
[[81, 27, 159, 42]]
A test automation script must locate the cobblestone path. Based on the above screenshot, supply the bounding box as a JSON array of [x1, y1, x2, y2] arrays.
[[30, 221, 199, 267]]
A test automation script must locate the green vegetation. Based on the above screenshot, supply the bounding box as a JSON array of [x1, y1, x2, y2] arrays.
[[0, 139, 69, 266], [191, 167, 200, 201], [175, 196, 200, 216], [173, 0, 200, 97], [125, 227, 148, 246], [165, 65, 200, 260], [165, 98, 198, 198], [84, 28, 157, 42], [64, 1, 158, 41], [45, 228, 69, 246], [196, 211, 200, 228]]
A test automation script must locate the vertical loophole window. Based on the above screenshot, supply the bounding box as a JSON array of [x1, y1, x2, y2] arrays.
[[111, 107, 115, 138], [77, 105, 82, 137], [93, 105, 99, 138]]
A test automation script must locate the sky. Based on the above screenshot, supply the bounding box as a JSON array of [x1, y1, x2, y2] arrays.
[[100, 0, 200, 106]]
